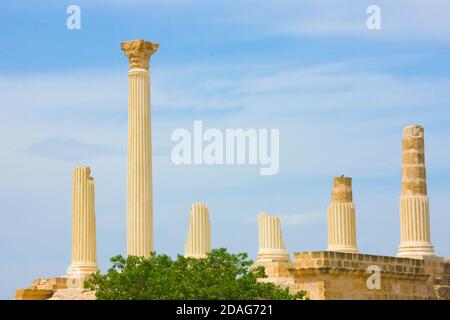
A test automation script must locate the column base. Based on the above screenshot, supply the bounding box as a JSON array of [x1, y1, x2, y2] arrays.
[[327, 246, 359, 254], [397, 242, 435, 259], [257, 250, 290, 263], [66, 263, 98, 289]]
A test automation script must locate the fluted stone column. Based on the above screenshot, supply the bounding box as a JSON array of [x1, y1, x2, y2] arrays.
[[185, 203, 211, 258], [257, 213, 289, 262], [327, 176, 358, 253], [397, 125, 435, 259], [121, 39, 159, 257], [67, 166, 98, 288]]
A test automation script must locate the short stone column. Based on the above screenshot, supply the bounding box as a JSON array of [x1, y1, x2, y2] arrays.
[[66, 166, 98, 288], [327, 176, 358, 253], [254, 213, 291, 285], [185, 203, 211, 258], [257, 213, 290, 262], [121, 39, 159, 257], [397, 125, 435, 258]]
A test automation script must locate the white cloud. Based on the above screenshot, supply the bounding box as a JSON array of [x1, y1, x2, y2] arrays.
[[26, 138, 124, 162], [1, 57, 450, 178], [279, 212, 325, 226], [0, 70, 126, 115], [36, 0, 450, 40], [172, 0, 450, 41]]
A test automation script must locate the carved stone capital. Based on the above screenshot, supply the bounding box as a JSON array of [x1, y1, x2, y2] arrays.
[[120, 39, 159, 70]]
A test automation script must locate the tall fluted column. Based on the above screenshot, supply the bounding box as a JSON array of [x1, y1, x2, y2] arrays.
[[67, 166, 98, 288], [327, 176, 358, 253], [397, 125, 435, 258], [121, 39, 159, 257], [257, 213, 289, 262], [185, 203, 211, 258]]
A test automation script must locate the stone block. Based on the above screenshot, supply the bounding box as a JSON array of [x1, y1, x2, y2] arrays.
[[15, 289, 54, 300]]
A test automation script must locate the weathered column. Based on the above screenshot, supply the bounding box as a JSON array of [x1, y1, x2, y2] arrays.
[[327, 176, 358, 253], [66, 166, 98, 288], [121, 39, 159, 257], [397, 125, 435, 258], [257, 213, 289, 262], [185, 203, 211, 258]]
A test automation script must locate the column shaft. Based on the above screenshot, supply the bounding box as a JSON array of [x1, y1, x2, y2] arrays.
[[67, 167, 98, 287], [127, 69, 152, 257], [121, 39, 158, 257], [398, 125, 434, 258], [185, 203, 211, 258], [257, 213, 289, 262], [326, 176, 358, 253], [327, 203, 357, 252]]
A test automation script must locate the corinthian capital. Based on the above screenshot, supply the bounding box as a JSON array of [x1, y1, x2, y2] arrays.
[[120, 39, 159, 70]]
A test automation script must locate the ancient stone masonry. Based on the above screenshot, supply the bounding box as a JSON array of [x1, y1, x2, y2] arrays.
[[327, 176, 358, 253], [121, 39, 159, 257], [15, 277, 95, 300], [253, 213, 293, 287], [185, 203, 211, 258], [66, 167, 98, 288], [15, 278, 67, 300], [14, 37, 449, 300], [288, 252, 449, 300], [397, 125, 435, 259]]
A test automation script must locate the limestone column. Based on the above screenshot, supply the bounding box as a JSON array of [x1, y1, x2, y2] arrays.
[[67, 166, 98, 287], [257, 213, 289, 262], [397, 125, 435, 258], [185, 203, 211, 258], [327, 176, 358, 253], [121, 39, 159, 257]]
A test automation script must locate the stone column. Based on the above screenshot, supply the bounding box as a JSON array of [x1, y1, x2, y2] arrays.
[[257, 213, 289, 262], [185, 203, 211, 258], [121, 39, 159, 257], [397, 125, 435, 258], [67, 166, 98, 288], [327, 176, 358, 253]]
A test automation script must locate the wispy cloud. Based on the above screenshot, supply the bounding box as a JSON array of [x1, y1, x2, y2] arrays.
[[279, 212, 325, 226], [2, 57, 449, 121], [213, 0, 450, 40], [33, 0, 450, 41], [26, 138, 124, 162], [1, 56, 449, 178]]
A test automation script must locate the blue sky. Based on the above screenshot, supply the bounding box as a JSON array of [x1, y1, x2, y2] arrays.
[[1, 0, 450, 299]]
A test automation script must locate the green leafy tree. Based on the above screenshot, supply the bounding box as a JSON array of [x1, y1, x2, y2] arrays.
[[85, 248, 306, 300]]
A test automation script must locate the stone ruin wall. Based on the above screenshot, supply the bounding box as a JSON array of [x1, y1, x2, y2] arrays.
[[261, 251, 450, 300]]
